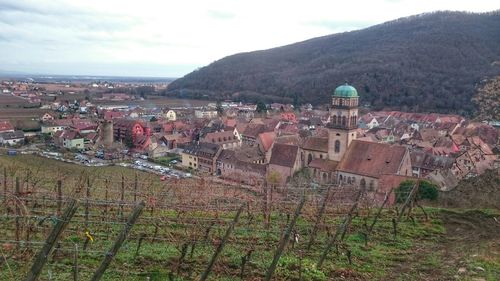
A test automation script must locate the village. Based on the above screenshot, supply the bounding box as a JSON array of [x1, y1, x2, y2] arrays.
[[0, 79, 498, 205]]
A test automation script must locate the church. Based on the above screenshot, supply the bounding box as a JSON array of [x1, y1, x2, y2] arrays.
[[306, 83, 412, 190]]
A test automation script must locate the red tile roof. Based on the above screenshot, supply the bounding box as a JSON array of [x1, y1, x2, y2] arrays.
[[309, 159, 338, 172], [337, 140, 408, 178], [269, 143, 299, 168], [0, 120, 14, 132], [258, 131, 276, 152], [301, 137, 328, 152]]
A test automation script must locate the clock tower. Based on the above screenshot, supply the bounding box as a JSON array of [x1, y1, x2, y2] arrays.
[[328, 83, 359, 162]]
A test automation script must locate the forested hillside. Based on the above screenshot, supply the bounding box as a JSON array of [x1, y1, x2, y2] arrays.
[[167, 11, 500, 115]]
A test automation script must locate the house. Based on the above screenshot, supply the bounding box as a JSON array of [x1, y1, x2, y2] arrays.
[[410, 150, 454, 178], [41, 120, 71, 135], [241, 123, 267, 145], [280, 112, 297, 123], [267, 143, 301, 185], [450, 139, 495, 179], [0, 120, 14, 133], [358, 114, 380, 129], [0, 130, 24, 146], [336, 140, 412, 191], [113, 119, 147, 144], [40, 112, 56, 121], [181, 142, 222, 174], [201, 129, 241, 149], [194, 110, 218, 119], [216, 149, 266, 186], [233, 145, 266, 164], [163, 110, 176, 121], [257, 131, 276, 160], [58, 130, 84, 149], [103, 110, 126, 121], [70, 121, 98, 134]]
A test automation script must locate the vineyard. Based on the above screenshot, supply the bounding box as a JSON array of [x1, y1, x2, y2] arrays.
[[0, 155, 498, 280]]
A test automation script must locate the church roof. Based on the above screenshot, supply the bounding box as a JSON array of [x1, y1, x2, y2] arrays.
[[337, 140, 407, 178], [334, 83, 358, 98]]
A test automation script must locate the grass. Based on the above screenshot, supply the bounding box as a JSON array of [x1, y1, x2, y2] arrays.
[[0, 155, 498, 280]]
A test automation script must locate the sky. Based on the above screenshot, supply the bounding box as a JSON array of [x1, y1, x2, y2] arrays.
[[0, 0, 498, 77]]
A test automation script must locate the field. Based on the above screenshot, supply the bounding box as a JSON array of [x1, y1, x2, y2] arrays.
[[0, 155, 498, 280], [93, 96, 210, 108], [0, 108, 46, 119], [0, 94, 32, 107]]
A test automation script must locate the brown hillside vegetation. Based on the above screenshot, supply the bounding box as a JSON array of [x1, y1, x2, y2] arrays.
[[473, 76, 500, 121], [167, 11, 500, 115], [439, 169, 500, 209]]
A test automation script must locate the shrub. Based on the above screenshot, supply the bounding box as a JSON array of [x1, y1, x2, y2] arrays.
[[395, 180, 439, 203]]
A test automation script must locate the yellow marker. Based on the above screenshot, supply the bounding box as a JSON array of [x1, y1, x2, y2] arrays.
[[85, 231, 94, 242]]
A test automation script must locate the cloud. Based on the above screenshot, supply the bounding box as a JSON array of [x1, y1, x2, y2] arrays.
[[0, 0, 498, 77]]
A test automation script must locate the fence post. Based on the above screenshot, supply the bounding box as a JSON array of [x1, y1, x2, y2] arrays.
[[264, 196, 306, 281], [91, 201, 145, 281], [200, 204, 245, 281], [73, 243, 79, 281], [26, 199, 79, 281]]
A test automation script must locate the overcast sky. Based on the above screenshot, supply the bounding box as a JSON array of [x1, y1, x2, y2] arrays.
[[0, 0, 498, 77]]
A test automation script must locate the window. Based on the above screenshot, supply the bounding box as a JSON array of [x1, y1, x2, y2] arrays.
[[308, 154, 313, 165], [360, 178, 366, 189], [334, 140, 340, 153], [369, 180, 374, 191]]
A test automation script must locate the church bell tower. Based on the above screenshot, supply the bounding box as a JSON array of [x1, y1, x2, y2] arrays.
[[328, 83, 359, 162]]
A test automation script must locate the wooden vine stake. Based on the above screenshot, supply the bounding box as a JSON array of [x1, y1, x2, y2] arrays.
[[91, 201, 145, 281], [200, 204, 245, 281], [317, 188, 363, 269], [264, 195, 306, 281], [26, 199, 79, 281]]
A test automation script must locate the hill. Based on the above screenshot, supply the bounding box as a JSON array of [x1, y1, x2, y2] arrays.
[[167, 11, 500, 115]]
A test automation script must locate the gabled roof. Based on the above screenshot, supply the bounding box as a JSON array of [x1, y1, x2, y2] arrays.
[[0, 130, 24, 140], [337, 140, 407, 178], [301, 137, 328, 152], [309, 159, 338, 172], [410, 150, 454, 170], [183, 142, 221, 157], [218, 149, 266, 175], [258, 131, 276, 152], [0, 120, 14, 132], [202, 130, 239, 144], [269, 143, 299, 168], [113, 118, 144, 129], [59, 130, 82, 140], [242, 123, 266, 138]]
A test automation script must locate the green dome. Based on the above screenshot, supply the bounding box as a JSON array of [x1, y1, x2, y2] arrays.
[[334, 83, 358, 97]]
